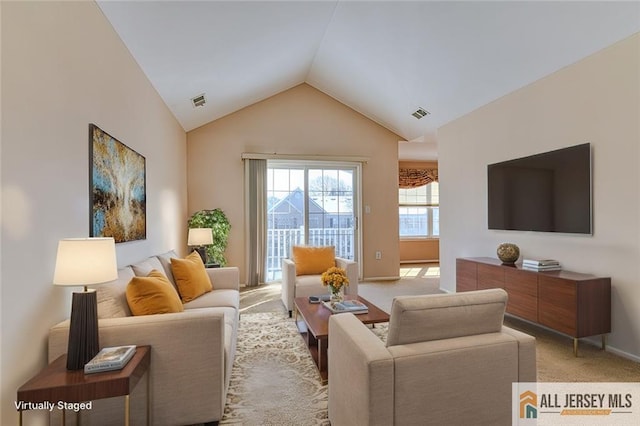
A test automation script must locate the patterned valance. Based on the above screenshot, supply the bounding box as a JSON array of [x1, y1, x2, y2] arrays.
[[399, 168, 438, 188]]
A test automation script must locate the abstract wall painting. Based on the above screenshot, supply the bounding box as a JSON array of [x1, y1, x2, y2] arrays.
[[89, 124, 146, 243]]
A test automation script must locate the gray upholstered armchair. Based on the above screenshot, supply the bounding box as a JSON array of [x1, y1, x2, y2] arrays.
[[281, 246, 358, 317]]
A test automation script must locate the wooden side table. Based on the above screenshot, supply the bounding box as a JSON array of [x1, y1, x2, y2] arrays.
[[17, 345, 150, 426]]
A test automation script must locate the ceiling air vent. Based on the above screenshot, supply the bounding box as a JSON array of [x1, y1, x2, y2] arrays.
[[411, 107, 430, 119], [191, 93, 206, 108]]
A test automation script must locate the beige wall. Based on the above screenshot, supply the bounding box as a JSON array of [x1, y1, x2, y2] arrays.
[[1, 2, 187, 423], [439, 34, 640, 359], [399, 160, 439, 263], [187, 84, 401, 282]]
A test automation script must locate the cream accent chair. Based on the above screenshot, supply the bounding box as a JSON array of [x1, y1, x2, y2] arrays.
[[328, 288, 536, 426], [281, 254, 358, 317]]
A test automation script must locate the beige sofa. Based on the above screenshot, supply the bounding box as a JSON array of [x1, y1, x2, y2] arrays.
[[281, 257, 358, 316], [48, 250, 239, 426], [328, 288, 536, 426]]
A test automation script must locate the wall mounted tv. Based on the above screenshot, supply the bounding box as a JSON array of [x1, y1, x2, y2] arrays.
[[487, 143, 592, 234]]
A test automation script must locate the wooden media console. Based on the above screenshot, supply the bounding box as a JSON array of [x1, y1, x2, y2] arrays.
[[456, 257, 611, 356]]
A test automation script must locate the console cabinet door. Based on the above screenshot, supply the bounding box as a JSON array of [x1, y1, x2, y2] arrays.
[[538, 276, 577, 336], [478, 264, 504, 289], [505, 269, 538, 322], [456, 259, 478, 292]]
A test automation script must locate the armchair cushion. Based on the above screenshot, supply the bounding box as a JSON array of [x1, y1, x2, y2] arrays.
[[387, 288, 507, 346], [171, 251, 213, 302], [292, 245, 335, 275], [126, 269, 184, 316]]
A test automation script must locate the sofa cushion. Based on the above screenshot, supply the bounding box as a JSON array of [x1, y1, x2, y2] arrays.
[[131, 256, 165, 277], [96, 266, 135, 318], [387, 288, 507, 346], [292, 245, 335, 275], [171, 251, 213, 302], [156, 250, 179, 289], [126, 269, 184, 316], [183, 289, 240, 311]]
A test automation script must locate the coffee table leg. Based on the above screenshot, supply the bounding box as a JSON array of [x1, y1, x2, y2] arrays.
[[318, 337, 328, 374]]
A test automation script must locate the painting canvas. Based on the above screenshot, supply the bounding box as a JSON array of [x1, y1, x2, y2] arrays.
[[90, 124, 146, 242]]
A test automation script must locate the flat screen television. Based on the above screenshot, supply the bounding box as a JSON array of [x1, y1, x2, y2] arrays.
[[487, 143, 592, 234]]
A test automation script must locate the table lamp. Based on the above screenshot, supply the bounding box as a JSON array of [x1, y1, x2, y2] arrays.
[[187, 228, 213, 263], [53, 237, 118, 370]]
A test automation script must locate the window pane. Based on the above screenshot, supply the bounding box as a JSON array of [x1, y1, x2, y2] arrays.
[[432, 207, 439, 236], [399, 182, 439, 205], [399, 207, 427, 237], [398, 180, 439, 238]]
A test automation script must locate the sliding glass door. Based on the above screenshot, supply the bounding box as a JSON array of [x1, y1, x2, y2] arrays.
[[265, 161, 359, 282]]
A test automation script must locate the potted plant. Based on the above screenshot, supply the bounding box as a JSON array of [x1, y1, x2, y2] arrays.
[[187, 209, 231, 266]]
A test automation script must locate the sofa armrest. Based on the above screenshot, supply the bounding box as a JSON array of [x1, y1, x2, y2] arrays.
[[329, 313, 393, 426], [49, 309, 228, 425], [501, 326, 537, 381], [281, 258, 296, 312], [206, 266, 240, 290], [336, 257, 358, 296]]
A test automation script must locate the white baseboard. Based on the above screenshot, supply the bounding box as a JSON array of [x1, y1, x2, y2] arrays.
[[605, 345, 640, 363], [505, 313, 640, 362], [400, 259, 439, 264]]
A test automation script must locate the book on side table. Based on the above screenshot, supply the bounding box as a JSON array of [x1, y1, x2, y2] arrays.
[[322, 299, 369, 314], [84, 345, 137, 374]]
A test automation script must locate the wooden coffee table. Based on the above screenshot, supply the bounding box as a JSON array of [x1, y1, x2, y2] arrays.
[[294, 295, 389, 384]]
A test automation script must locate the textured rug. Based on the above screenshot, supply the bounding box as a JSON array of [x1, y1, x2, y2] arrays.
[[220, 313, 330, 425]]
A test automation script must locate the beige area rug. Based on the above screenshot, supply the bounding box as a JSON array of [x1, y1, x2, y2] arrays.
[[220, 312, 330, 425]]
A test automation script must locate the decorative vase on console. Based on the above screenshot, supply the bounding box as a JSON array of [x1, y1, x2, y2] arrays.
[[321, 266, 349, 303], [497, 243, 520, 265]]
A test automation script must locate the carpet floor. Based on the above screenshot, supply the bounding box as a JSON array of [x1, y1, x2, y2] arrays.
[[222, 277, 640, 424]]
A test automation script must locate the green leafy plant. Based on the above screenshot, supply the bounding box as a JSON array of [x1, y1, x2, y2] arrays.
[[187, 209, 231, 266]]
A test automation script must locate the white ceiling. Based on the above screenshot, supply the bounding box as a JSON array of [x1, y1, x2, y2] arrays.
[[98, 1, 640, 161]]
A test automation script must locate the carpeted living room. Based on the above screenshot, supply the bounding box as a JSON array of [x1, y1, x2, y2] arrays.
[[3, 1, 640, 426]]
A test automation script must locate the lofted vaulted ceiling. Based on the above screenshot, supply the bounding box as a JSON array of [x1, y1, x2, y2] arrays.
[[98, 1, 640, 160]]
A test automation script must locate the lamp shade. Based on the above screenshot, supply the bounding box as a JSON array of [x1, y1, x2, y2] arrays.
[[53, 237, 118, 286], [188, 228, 213, 246]]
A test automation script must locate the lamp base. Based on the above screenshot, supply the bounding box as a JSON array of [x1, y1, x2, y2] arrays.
[[66, 290, 99, 370], [193, 247, 207, 264]]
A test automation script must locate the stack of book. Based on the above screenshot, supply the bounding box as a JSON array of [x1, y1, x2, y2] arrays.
[[322, 299, 369, 314], [84, 345, 137, 374], [522, 259, 561, 272]]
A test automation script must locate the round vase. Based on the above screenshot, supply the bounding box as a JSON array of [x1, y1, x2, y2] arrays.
[[497, 243, 520, 264]]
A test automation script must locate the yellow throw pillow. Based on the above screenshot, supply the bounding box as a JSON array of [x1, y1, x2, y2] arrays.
[[170, 251, 213, 302], [126, 270, 184, 316], [292, 246, 336, 276]]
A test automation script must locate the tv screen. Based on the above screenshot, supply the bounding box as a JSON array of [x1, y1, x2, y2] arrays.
[[487, 143, 592, 234]]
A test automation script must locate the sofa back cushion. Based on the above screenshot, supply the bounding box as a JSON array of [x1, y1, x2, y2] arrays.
[[96, 266, 135, 318], [156, 250, 179, 289], [131, 256, 165, 278], [386, 289, 507, 346], [292, 245, 335, 276]]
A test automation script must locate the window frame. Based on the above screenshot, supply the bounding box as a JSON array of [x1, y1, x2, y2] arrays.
[[399, 182, 439, 239]]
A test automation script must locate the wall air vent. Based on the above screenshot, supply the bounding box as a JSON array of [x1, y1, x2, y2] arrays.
[[411, 107, 430, 119], [191, 93, 206, 108]]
